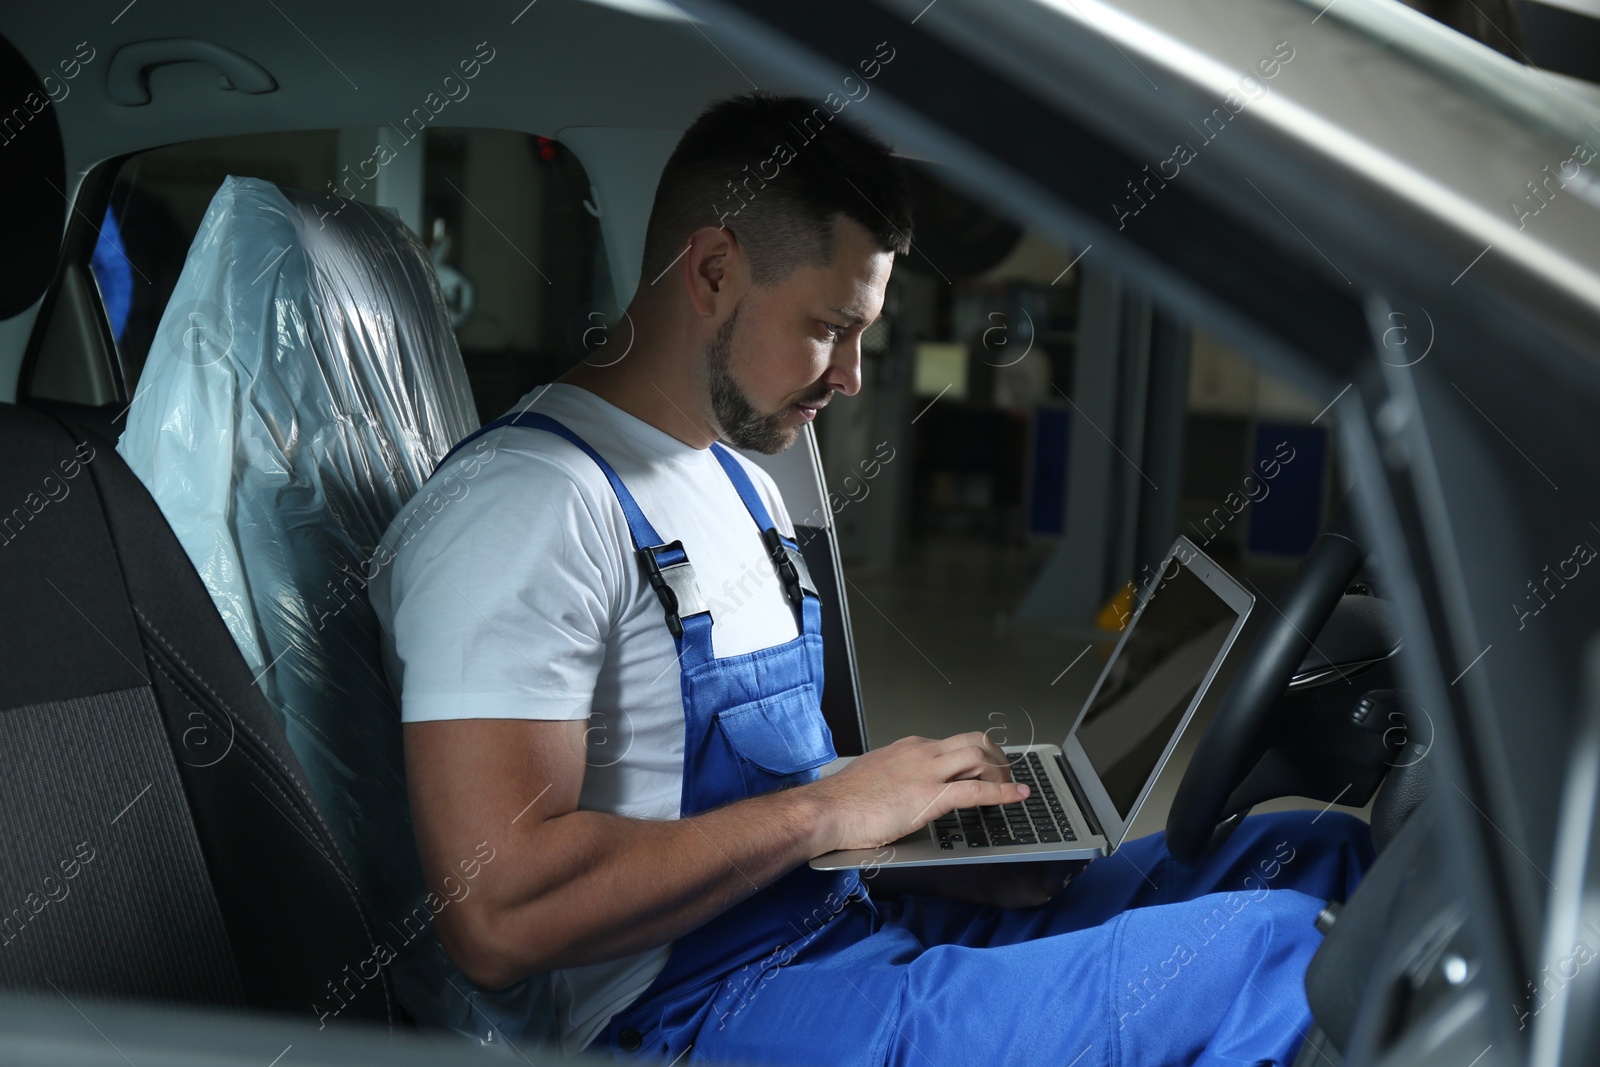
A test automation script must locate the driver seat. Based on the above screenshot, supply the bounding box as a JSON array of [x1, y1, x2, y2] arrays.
[[115, 175, 477, 946], [111, 176, 546, 1041]]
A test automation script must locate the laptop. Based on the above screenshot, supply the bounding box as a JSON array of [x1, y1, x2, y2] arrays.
[[810, 536, 1255, 870]]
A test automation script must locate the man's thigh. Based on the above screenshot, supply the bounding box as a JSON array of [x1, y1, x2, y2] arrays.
[[693, 887, 1330, 1067], [686, 810, 1371, 1065], [881, 809, 1374, 951], [1048, 808, 1372, 930]]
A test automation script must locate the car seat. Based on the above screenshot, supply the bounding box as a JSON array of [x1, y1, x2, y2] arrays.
[[114, 175, 476, 944], [112, 174, 560, 1047], [0, 32, 397, 1022]]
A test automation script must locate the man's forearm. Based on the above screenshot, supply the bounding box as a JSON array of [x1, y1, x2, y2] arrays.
[[458, 783, 836, 985]]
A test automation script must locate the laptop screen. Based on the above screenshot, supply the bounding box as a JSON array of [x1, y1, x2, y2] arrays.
[[1073, 557, 1243, 820]]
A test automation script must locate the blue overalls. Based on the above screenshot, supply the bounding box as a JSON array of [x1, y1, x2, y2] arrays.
[[433, 410, 1376, 1067]]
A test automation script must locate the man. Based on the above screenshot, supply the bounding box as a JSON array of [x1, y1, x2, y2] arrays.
[[371, 91, 1373, 1065]]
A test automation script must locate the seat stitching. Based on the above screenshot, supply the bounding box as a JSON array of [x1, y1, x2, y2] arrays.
[[133, 606, 342, 842], [144, 655, 373, 899], [50, 410, 391, 1020], [145, 651, 395, 1022], [146, 656, 346, 871], [138, 612, 395, 1022]]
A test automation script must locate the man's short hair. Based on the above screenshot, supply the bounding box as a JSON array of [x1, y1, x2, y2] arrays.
[[640, 90, 914, 289]]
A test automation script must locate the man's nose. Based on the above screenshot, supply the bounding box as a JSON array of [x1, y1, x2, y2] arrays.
[[829, 335, 863, 397]]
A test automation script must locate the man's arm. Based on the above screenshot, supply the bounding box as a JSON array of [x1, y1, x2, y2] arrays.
[[405, 718, 1027, 989]]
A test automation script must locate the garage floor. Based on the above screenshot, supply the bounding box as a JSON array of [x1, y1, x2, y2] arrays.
[[844, 534, 1373, 842]]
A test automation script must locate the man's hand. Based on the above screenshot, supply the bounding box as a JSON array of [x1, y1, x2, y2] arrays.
[[801, 732, 1030, 854], [868, 859, 1092, 909]]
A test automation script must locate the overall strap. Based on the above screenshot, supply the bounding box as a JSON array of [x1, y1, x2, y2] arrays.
[[433, 410, 709, 641], [708, 443, 779, 530], [435, 410, 662, 549], [710, 444, 820, 609]]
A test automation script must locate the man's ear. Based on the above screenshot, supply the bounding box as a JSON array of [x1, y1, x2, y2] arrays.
[[686, 224, 743, 319]]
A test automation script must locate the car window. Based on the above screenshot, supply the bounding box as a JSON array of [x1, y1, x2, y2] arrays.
[[69, 127, 611, 422], [826, 161, 1335, 753]]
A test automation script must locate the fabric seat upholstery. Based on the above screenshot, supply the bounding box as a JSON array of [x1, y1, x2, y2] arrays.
[[0, 402, 395, 1024]]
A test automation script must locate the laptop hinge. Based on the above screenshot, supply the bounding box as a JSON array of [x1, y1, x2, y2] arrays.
[[1055, 751, 1107, 840]]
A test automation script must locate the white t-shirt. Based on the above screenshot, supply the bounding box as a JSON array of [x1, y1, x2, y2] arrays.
[[369, 383, 802, 1055]]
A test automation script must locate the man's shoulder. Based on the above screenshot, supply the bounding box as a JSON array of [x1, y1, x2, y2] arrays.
[[376, 422, 620, 569], [424, 425, 611, 510]]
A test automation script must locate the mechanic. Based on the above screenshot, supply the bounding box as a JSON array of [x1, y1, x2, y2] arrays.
[[370, 90, 1375, 1066]]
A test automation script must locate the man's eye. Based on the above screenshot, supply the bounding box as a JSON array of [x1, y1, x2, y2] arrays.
[[822, 322, 848, 342]]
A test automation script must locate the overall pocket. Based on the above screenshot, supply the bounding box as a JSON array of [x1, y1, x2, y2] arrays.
[[715, 683, 836, 798]]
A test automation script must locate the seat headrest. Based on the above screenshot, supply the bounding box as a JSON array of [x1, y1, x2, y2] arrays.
[[0, 32, 68, 319]]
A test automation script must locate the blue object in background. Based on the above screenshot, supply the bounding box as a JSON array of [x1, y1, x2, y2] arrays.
[[90, 207, 132, 342], [1247, 421, 1327, 556], [1028, 406, 1071, 536]]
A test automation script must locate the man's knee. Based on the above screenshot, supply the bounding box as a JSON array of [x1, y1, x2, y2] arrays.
[[1242, 810, 1375, 899], [1244, 809, 1373, 853], [1277, 810, 1375, 864]]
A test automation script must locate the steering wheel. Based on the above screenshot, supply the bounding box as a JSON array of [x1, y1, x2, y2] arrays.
[[1165, 497, 1368, 865]]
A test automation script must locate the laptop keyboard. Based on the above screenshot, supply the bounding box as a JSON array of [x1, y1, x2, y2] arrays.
[[931, 751, 1079, 850]]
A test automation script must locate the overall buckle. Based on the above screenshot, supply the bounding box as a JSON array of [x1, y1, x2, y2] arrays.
[[762, 528, 811, 608], [638, 541, 709, 638]]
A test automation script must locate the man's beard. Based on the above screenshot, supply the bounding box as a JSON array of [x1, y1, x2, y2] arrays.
[[705, 300, 829, 455]]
